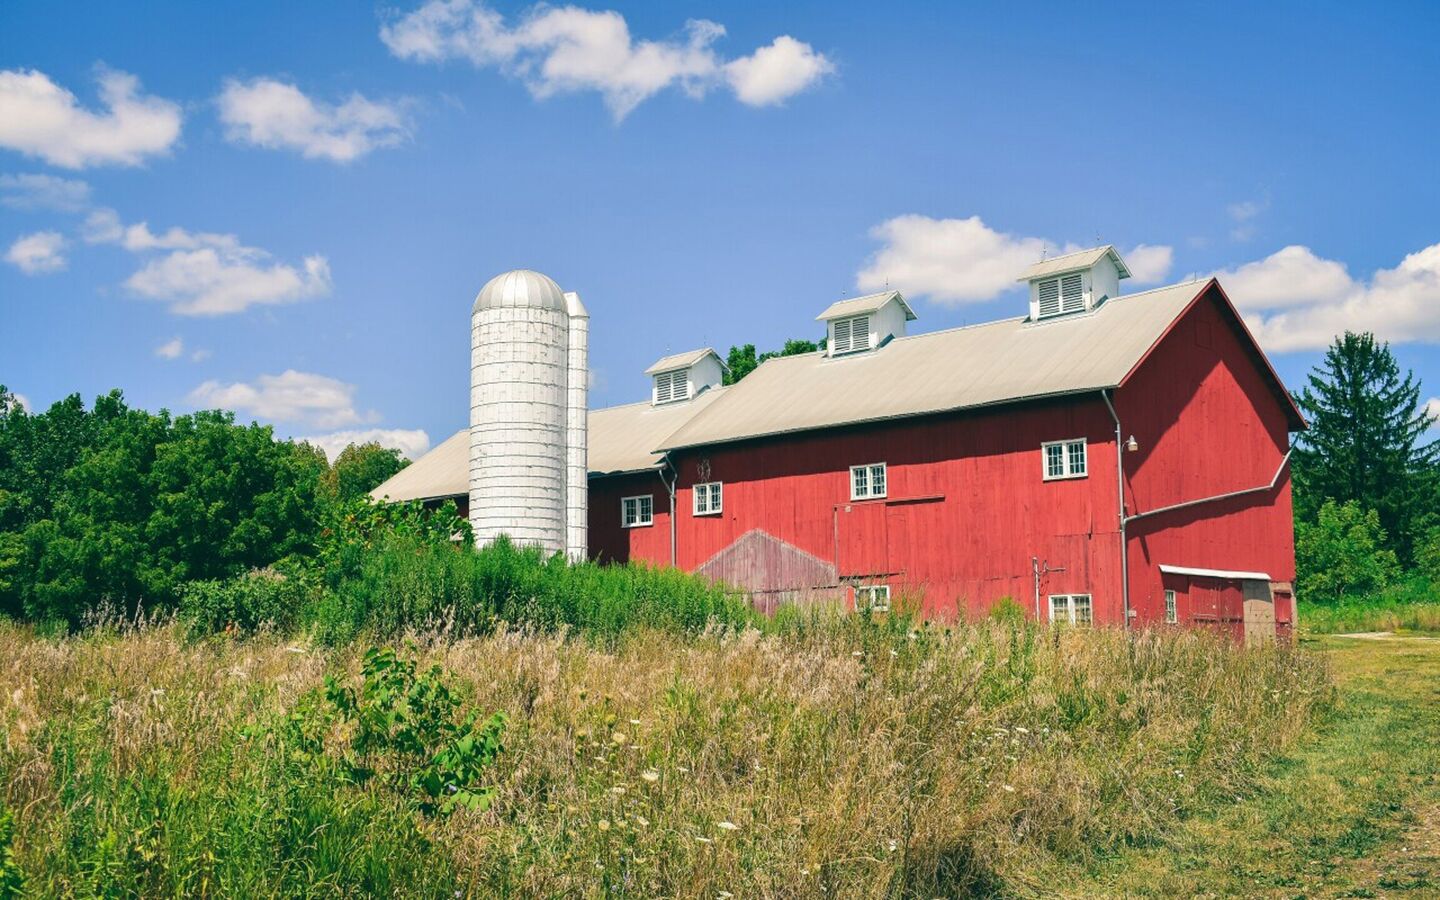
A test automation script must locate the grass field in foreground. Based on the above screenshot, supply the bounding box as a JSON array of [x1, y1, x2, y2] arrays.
[[1062, 633, 1440, 897]]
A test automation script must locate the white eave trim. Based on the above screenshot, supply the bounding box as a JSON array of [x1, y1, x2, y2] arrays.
[[1159, 564, 1273, 582]]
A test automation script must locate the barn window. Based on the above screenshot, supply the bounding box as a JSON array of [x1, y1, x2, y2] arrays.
[[1041, 439, 1087, 480], [831, 315, 871, 354], [653, 369, 689, 405], [693, 481, 723, 516], [621, 495, 653, 528], [1049, 594, 1093, 625], [1035, 274, 1085, 319], [850, 462, 887, 500], [856, 584, 891, 612], [1165, 589, 1178, 624]]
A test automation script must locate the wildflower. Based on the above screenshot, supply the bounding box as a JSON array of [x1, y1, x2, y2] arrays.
[[719, 892, 735, 899], [1002, 784, 1015, 793], [636, 815, 650, 827], [629, 718, 642, 726], [611, 731, 628, 745], [697, 836, 713, 844], [641, 769, 660, 783], [598, 819, 611, 832], [611, 785, 627, 795], [851, 651, 863, 658], [717, 821, 739, 831], [1015, 726, 1029, 734], [887, 839, 898, 852]]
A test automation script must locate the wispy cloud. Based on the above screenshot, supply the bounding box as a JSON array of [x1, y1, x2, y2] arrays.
[[856, 214, 1173, 305], [5, 230, 67, 274], [189, 370, 377, 430], [154, 336, 184, 360], [1227, 196, 1269, 241], [0, 173, 92, 212], [217, 78, 411, 162], [0, 67, 182, 168], [380, 0, 832, 119]]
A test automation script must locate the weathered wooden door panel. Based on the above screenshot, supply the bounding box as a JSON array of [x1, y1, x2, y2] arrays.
[[836, 502, 889, 577], [1242, 578, 1276, 645]]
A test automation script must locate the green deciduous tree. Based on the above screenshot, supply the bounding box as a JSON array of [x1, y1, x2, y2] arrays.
[[1293, 332, 1439, 563], [322, 441, 410, 503], [723, 338, 821, 385], [1295, 499, 1401, 603]]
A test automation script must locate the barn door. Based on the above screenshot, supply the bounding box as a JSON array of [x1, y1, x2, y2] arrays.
[[1242, 579, 1276, 646], [836, 502, 889, 578]]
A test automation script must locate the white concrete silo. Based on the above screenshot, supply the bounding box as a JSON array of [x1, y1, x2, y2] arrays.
[[470, 269, 580, 555], [563, 291, 589, 561]]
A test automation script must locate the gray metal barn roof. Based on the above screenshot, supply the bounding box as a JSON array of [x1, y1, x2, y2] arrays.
[[814, 290, 918, 322], [1016, 245, 1132, 281], [657, 280, 1208, 452], [370, 386, 729, 502]]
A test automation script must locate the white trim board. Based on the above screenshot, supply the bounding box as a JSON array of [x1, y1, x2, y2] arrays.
[[1159, 564, 1272, 582]]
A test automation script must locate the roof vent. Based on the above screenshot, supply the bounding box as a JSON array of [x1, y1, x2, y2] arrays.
[[815, 291, 917, 357], [1018, 246, 1131, 321], [644, 348, 727, 406]]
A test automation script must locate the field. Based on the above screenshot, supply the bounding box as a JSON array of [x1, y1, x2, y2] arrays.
[[1, 618, 1436, 897]]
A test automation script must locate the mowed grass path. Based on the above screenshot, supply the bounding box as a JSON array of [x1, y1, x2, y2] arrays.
[[1063, 634, 1440, 897]]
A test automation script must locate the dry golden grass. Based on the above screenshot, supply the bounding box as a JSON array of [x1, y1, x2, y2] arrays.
[[0, 616, 1331, 897]]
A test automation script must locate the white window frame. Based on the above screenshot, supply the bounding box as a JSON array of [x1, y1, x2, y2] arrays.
[[693, 481, 723, 516], [1164, 589, 1178, 624], [653, 369, 689, 405], [830, 315, 871, 355], [621, 494, 653, 528], [856, 584, 891, 612], [850, 462, 888, 500], [1048, 593, 1093, 625], [1041, 438, 1088, 481]]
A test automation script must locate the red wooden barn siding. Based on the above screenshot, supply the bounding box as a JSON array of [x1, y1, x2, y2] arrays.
[[1116, 285, 1298, 629], [587, 471, 672, 565], [665, 397, 1126, 622]]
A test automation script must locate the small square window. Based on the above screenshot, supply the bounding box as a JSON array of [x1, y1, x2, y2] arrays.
[[1049, 593, 1093, 626], [693, 481, 723, 516], [856, 585, 890, 612], [1164, 589, 1178, 624], [622, 495, 653, 528], [850, 463, 887, 500], [1042, 439, 1087, 480]]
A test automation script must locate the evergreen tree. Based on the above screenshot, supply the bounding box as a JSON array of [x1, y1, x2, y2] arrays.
[[1293, 332, 1439, 563]]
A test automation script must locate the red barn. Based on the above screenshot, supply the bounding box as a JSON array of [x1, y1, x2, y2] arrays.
[[375, 247, 1303, 639]]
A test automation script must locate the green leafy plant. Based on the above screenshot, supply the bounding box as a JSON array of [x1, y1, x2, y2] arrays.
[[0, 804, 23, 899], [324, 646, 507, 816], [1296, 500, 1401, 603]]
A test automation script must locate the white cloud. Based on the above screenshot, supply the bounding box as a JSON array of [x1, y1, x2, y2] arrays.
[[1124, 244, 1173, 285], [155, 336, 184, 359], [724, 35, 833, 106], [191, 348, 212, 363], [1222, 243, 1440, 352], [0, 173, 91, 211], [1227, 197, 1269, 241], [82, 207, 240, 252], [297, 428, 432, 462], [857, 215, 1047, 304], [380, 0, 831, 119], [126, 248, 331, 316], [0, 68, 181, 168], [189, 370, 377, 430], [82, 207, 330, 316], [217, 78, 411, 163], [1426, 397, 1439, 425], [5, 230, 67, 274]]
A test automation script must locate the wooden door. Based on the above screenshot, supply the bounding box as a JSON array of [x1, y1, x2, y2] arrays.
[[1242, 579, 1276, 645]]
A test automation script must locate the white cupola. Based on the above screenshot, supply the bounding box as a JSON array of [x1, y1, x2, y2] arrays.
[[644, 348, 727, 405], [1017, 246, 1131, 321], [815, 290, 917, 357]]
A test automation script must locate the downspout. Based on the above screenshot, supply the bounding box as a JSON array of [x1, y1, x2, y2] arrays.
[[1101, 390, 1131, 630], [658, 451, 678, 567]]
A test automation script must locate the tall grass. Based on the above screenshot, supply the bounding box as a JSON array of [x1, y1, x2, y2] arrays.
[[0, 616, 1331, 896], [1297, 575, 1440, 635]]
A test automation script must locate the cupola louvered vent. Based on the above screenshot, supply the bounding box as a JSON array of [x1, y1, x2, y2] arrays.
[[1037, 279, 1061, 317], [1035, 274, 1087, 319], [1019, 246, 1133, 323], [1060, 273, 1083, 313], [653, 369, 689, 405], [831, 315, 870, 354]]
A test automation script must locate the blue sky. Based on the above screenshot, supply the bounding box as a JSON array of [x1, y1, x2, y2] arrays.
[[3, 0, 1438, 458]]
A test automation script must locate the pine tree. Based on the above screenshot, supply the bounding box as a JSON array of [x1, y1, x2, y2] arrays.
[[1293, 331, 1439, 563]]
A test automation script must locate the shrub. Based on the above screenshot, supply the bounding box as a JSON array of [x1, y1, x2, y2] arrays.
[[322, 646, 507, 816], [1296, 500, 1401, 602], [177, 568, 309, 635], [1416, 527, 1440, 583], [988, 596, 1027, 625]]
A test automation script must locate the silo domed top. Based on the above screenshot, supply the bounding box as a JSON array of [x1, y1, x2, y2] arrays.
[[473, 269, 567, 313]]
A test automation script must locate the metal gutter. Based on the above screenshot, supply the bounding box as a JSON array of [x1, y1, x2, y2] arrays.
[[1125, 449, 1293, 525], [1100, 390, 1131, 630]]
